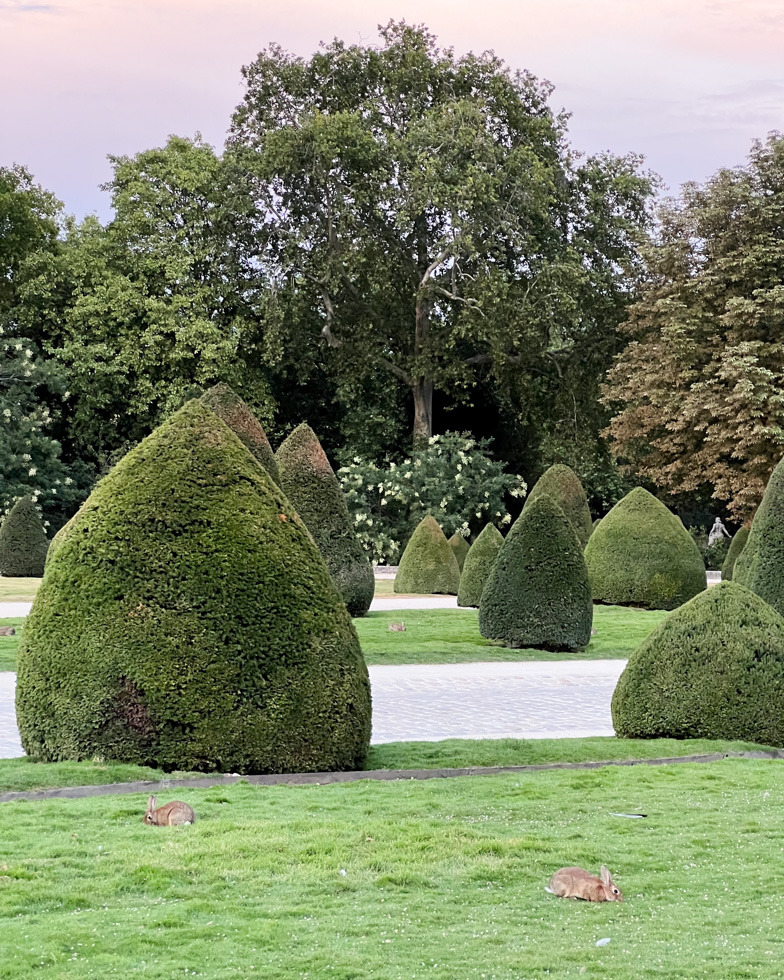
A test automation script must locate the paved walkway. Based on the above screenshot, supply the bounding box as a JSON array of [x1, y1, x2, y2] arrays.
[[0, 673, 21, 758]]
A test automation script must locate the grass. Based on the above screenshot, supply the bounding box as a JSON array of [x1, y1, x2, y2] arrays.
[[0, 737, 771, 794], [355, 605, 667, 664], [0, 618, 24, 671], [0, 576, 40, 602], [2, 757, 784, 978]]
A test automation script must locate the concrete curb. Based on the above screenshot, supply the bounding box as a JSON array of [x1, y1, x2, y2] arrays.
[[2, 749, 782, 804]]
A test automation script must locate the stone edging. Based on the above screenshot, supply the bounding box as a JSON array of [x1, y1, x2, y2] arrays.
[[1, 749, 782, 804]]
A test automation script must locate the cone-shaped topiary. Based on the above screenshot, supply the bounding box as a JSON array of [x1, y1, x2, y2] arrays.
[[584, 487, 706, 610], [394, 516, 460, 594], [15, 400, 371, 773], [0, 496, 49, 577], [722, 527, 750, 581], [734, 459, 784, 614], [200, 383, 280, 486], [457, 523, 504, 607], [612, 582, 784, 745], [479, 496, 593, 650], [275, 423, 374, 617], [523, 464, 593, 548], [448, 532, 471, 573]]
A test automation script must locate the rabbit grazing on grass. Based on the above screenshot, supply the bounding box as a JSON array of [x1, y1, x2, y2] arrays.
[[547, 865, 622, 902], [144, 795, 195, 827], [388, 622, 406, 632]]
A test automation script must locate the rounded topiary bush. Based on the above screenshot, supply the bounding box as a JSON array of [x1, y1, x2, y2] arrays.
[[479, 496, 593, 651], [448, 532, 471, 573], [722, 527, 750, 581], [394, 516, 460, 595], [523, 464, 593, 548], [275, 423, 374, 617], [734, 460, 784, 614], [457, 523, 504, 607], [201, 383, 280, 485], [0, 496, 49, 577], [584, 487, 706, 610], [15, 400, 371, 773], [612, 582, 784, 745]]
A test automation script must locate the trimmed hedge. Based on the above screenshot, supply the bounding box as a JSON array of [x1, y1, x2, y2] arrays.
[[612, 582, 784, 745], [200, 383, 280, 485], [457, 523, 504, 607], [722, 527, 749, 581], [394, 516, 460, 595], [584, 487, 706, 610], [15, 400, 371, 774], [479, 496, 593, 651], [275, 423, 374, 617], [734, 460, 784, 614], [0, 496, 48, 577], [448, 532, 471, 573], [523, 464, 593, 548]]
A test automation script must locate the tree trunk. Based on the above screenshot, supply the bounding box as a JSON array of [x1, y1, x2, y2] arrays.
[[412, 377, 433, 448]]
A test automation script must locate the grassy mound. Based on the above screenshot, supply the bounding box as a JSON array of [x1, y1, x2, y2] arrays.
[[15, 401, 371, 773], [613, 582, 784, 744], [0, 496, 48, 577], [584, 487, 706, 610], [275, 423, 374, 617], [523, 464, 593, 548], [448, 532, 470, 572], [479, 496, 592, 651], [394, 516, 460, 595], [200, 383, 280, 485], [457, 523, 503, 607], [722, 527, 749, 581]]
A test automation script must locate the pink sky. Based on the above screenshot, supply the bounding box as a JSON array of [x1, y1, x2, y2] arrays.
[[1, 0, 783, 218]]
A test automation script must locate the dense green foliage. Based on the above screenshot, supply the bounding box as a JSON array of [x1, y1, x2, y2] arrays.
[[15, 401, 371, 772], [585, 487, 706, 609], [479, 496, 593, 650], [734, 457, 784, 614], [200, 383, 280, 485], [448, 532, 470, 572], [0, 496, 48, 576], [722, 527, 750, 580], [275, 422, 374, 616], [394, 515, 460, 594], [457, 523, 504, 607], [523, 463, 593, 548], [613, 582, 784, 745]]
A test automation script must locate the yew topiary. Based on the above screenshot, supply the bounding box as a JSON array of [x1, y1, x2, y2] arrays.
[[584, 487, 706, 610], [275, 423, 374, 617], [200, 383, 280, 485], [612, 582, 784, 745], [479, 496, 593, 650], [457, 523, 504, 607], [448, 532, 471, 573], [722, 527, 749, 581], [523, 464, 593, 548], [0, 496, 49, 577], [734, 459, 784, 614], [15, 400, 371, 774], [394, 516, 460, 595]]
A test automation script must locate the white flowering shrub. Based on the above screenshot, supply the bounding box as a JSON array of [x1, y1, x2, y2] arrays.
[[338, 432, 526, 564]]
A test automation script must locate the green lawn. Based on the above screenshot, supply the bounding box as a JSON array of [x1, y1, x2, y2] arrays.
[[2, 758, 783, 978], [0, 576, 40, 602], [0, 618, 23, 671], [356, 605, 666, 664]]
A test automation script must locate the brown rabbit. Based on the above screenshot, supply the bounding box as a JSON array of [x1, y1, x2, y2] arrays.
[[388, 622, 406, 632], [144, 795, 195, 827], [547, 865, 622, 902]]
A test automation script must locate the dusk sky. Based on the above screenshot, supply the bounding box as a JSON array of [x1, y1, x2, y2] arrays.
[[2, 0, 783, 220]]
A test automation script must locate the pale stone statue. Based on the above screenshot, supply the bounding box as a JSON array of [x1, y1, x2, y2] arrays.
[[708, 517, 731, 546]]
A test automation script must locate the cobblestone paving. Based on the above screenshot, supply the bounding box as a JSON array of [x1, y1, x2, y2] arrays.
[[0, 673, 22, 758]]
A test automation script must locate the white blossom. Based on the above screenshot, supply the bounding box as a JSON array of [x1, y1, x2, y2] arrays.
[[28, 467, 37, 476]]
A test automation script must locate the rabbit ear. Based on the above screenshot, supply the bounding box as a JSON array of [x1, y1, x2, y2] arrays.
[[147, 796, 156, 810], [600, 866, 612, 885]]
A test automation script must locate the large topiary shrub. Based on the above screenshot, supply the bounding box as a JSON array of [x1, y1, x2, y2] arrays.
[[479, 496, 593, 650], [200, 383, 280, 485], [722, 527, 750, 581], [734, 459, 784, 614], [275, 423, 374, 617], [15, 400, 371, 774], [448, 532, 471, 572], [457, 523, 504, 607], [394, 515, 460, 595], [612, 582, 784, 745], [523, 464, 593, 548], [0, 496, 49, 577], [584, 487, 706, 610]]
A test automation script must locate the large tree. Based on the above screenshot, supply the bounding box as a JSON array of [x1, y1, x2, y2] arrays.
[[604, 134, 784, 521], [228, 21, 654, 446]]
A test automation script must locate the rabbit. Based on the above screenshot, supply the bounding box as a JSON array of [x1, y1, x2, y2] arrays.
[[388, 622, 406, 632], [144, 795, 195, 827], [546, 865, 623, 902]]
